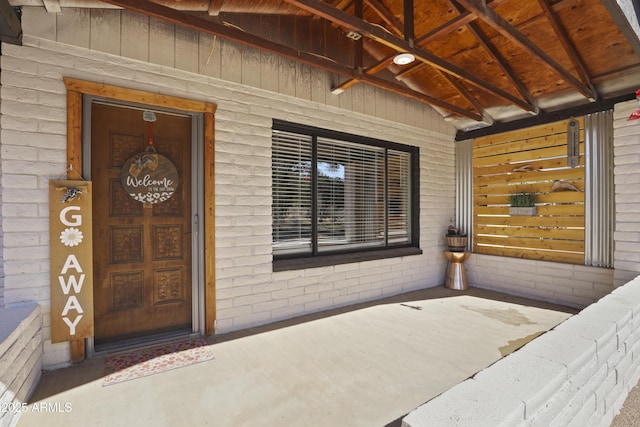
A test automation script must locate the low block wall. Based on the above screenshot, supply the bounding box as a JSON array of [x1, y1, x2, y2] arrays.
[[466, 254, 614, 309], [403, 275, 640, 426], [0, 305, 42, 427]]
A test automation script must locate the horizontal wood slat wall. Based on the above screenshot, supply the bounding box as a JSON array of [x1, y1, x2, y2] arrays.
[[473, 118, 585, 264]]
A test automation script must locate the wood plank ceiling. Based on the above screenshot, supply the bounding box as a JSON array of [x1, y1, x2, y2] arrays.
[[11, 0, 640, 134]]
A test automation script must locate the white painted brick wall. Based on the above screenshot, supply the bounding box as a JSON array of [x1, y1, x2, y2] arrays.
[[402, 274, 640, 427], [0, 304, 42, 427], [466, 253, 614, 308], [2, 30, 456, 367], [614, 100, 640, 285]]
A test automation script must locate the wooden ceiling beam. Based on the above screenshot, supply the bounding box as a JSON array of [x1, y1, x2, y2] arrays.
[[337, 0, 486, 120], [456, 92, 635, 141], [331, 54, 395, 93], [403, 0, 414, 42], [449, 0, 536, 111], [364, 73, 483, 120], [537, 0, 598, 98], [207, 0, 223, 16], [365, 0, 404, 37], [455, 0, 598, 101], [102, 0, 482, 120], [416, 11, 476, 46], [415, 0, 509, 47], [439, 71, 493, 125], [354, 0, 363, 71], [284, 0, 536, 112]]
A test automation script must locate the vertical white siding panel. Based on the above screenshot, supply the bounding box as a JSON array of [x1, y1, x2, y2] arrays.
[[338, 83, 353, 111], [404, 100, 416, 127], [175, 26, 199, 73], [396, 98, 408, 126], [351, 84, 365, 115], [260, 52, 279, 93], [21, 7, 56, 40], [198, 33, 221, 79], [89, 9, 121, 56], [220, 38, 242, 83], [278, 58, 296, 97], [375, 89, 387, 119], [378, 95, 402, 123], [310, 67, 327, 104], [57, 9, 90, 49], [295, 63, 312, 101], [121, 11, 149, 62], [325, 75, 341, 109], [149, 17, 175, 67], [241, 46, 262, 88], [363, 84, 376, 117]]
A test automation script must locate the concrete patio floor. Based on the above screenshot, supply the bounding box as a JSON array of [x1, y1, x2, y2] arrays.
[[17, 287, 578, 427]]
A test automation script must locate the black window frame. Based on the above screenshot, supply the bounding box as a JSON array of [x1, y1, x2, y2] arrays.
[[272, 119, 422, 271]]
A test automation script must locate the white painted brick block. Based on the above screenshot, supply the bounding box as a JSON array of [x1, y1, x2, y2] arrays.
[[554, 314, 616, 350], [564, 393, 597, 427], [531, 358, 597, 427], [473, 351, 566, 419], [617, 321, 633, 351], [41, 341, 70, 369], [616, 347, 634, 387], [604, 372, 626, 416], [522, 330, 596, 377], [401, 379, 525, 427]]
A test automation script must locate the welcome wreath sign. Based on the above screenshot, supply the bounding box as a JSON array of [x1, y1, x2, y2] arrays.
[[49, 180, 94, 343], [120, 152, 179, 204]]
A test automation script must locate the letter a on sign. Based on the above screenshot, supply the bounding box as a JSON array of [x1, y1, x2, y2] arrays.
[[49, 180, 94, 343]]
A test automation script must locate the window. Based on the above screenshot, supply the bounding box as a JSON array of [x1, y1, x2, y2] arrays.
[[272, 120, 420, 268]]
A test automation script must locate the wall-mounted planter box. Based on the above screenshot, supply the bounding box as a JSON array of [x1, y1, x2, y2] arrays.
[[509, 206, 537, 216]]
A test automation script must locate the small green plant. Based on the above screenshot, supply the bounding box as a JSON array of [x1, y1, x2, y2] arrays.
[[508, 192, 537, 207]]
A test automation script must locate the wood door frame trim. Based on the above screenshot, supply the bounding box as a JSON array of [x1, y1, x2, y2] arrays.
[[64, 77, 217, 361]]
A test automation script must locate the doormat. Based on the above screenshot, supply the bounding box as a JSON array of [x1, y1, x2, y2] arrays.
[[103, 339, 214, 386]]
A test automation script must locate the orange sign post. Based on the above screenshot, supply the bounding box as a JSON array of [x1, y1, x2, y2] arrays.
[[49, 180, 94, 343]]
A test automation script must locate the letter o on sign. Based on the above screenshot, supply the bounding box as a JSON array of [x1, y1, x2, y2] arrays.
[[120, 152, 179, 204]]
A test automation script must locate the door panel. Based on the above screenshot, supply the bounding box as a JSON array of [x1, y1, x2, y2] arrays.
[[91, 103, 192, 344]]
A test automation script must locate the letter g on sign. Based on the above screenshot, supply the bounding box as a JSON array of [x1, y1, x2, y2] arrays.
[[60, 206, 82, 227]]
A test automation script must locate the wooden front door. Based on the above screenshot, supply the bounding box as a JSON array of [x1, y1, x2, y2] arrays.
[[91, 102, 193, 345]]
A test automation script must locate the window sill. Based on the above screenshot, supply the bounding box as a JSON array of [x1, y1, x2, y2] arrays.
[[273, 247, 423, 272]]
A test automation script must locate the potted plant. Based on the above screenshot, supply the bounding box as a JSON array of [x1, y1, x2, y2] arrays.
[[445, 225, 468, 252], [508, 192, 537, 216]]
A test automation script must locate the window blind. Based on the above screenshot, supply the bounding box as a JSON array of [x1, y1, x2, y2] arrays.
[[272, 130, 312, 256], [317, 137, 385, 252]]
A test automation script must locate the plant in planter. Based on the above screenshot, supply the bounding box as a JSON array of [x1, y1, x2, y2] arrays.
[[445, 225, 468, 252], [508, 192, 537, 216]]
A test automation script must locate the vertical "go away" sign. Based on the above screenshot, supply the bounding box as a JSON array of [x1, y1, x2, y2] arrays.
[[49, 180, 94, 343]]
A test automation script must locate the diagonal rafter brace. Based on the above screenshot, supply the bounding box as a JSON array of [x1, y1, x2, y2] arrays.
[[448, 0, 536, 113], [537, 0, 598, 99], [455, 0, 598, 101], [101, 0, 483, 120], [284, 0, 536, 113], [336, 0, 492, 120]]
